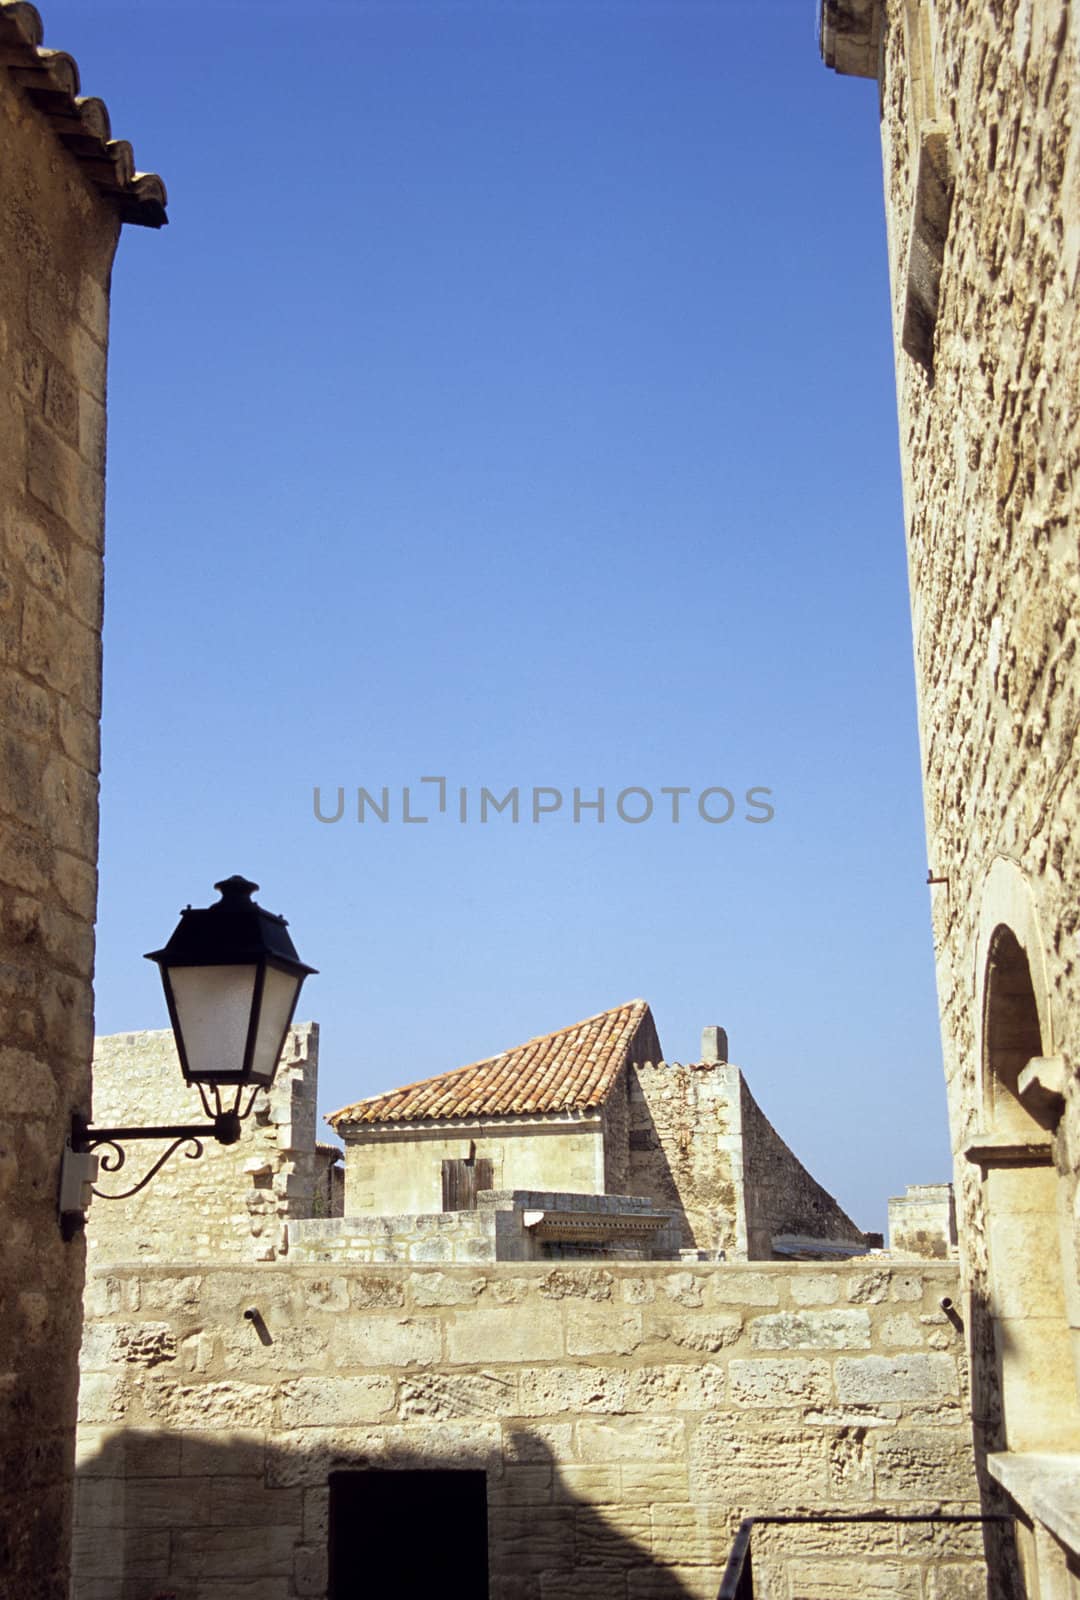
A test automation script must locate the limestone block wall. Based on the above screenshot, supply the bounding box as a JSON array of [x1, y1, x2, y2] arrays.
[[290, 1191, 681, 1265], [88, 1024, 322, 1264], [625, 1062, 743, 1253], [872, 0, 1080, 1473], [738, 1074, 868, 1257], [625, 1062, 869, 1259], [343, 1115, 605, 1214], [312, 1146, 344, 1219], [889, 1184, 958, 1261], [73, 1258, 983, 1600], [0, 50, 123, 1600]]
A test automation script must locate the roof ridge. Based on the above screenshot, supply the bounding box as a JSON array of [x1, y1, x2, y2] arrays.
[[327, 999, 651, 1127]]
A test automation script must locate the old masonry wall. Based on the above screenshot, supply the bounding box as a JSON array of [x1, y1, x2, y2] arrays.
[[74, 1258, 984, 1600]]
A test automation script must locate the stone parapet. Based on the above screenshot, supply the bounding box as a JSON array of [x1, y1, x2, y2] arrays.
[[290, 1189, 681, 1264], [74, 1258, 983, 1600]]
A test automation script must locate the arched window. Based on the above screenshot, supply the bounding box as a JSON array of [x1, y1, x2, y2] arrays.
[[980, 924, 1076, 1453]]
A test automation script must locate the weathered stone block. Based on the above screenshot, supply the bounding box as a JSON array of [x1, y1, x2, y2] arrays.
[[553, 1464, 622, 1504], [125, 1475, 211, 1528], [399, 1369, 519, 1421], [140, 1380, 275, 1431], [575, 1417, 685, 1463], [659, 1272, 705, 1307], [347, 1273, 406, 1309], [879, 1313, 924, 1347], [834, 1354, 959, 1404], [447, 1308, 562, 1365], [72, 1476, 126, 1528], [689, 1421, 827, 1504], [179, 1432, 266, 1477], [410, 1271, 487, 1306], [750, 1310, 872, 1351], [294, 1542, 329, 1597], [565, 1306, 643, 1357], [651, 1310, 744, 1353], [924, 1562, 990, 1599], [488, 1505, 576, 1573], [75, 1373, 126, 1426], [619, 1463, 690, 1504], [332, 1316, 442, 1368], [518, 1366, 629, 1417], [171, 1524, 299, 1579], [538, 1268, 614, 1302], [787, 1558, 922, 1598], [728, 1358, 833, 1408], [790, 1273, 840, 1305], [70, 1527, 170, 1581], [872, 1427, 979, 1499], [711, 1272, 781, 1306], [279, 1375, 394, 1427], [649, 1502, 729, 1567], [573, 1503, 653, 1566], [625, 1362, 726, 1411], [488, 1464, 554, 1506], [503, 1422, 573, 1461]]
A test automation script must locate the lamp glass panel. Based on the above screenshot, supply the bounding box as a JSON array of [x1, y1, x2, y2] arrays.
[[167, 964, 259, 1081], [249, 963, 302, 1085]]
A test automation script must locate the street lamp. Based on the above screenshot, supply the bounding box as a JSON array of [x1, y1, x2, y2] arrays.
[[59, 875, 316, 1237]]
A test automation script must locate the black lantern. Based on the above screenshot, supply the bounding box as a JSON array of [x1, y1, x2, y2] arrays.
[[58, 874, 316, 1238], [146, 874, 317, 1110]]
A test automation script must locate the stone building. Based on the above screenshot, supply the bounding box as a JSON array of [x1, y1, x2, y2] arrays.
[[328, 1001, 871, 1261], [75, 1254, 982, 1600], [87, 1023, 325, 1265], [84, 1002, 873, 1269], [821, 0, 1080, 1594], [74, 1009, 984, 1597], [0, 5, 164, 1596]]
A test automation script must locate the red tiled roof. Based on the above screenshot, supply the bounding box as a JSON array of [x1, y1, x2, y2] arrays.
[[327, 1001, 660, 1128]]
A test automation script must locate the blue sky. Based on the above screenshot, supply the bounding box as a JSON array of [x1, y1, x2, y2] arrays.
[[52, 0, 950, 1231]]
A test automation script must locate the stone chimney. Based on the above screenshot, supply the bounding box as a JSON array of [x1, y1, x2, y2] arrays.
[[701, 1025, 728, 1065]]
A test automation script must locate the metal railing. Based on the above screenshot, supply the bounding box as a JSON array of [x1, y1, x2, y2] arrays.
[[717, 1511, 1012, 1600]]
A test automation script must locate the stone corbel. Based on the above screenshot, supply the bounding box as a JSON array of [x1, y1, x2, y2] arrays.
[[819, 0, 884, 79], [1017, 1056, 1067, 1121]]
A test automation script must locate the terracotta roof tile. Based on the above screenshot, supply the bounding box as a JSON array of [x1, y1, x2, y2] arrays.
[[1, 2, 167, 226], [328, 1001, 661, 1128]]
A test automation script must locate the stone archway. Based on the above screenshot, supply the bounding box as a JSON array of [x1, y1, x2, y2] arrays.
[[974, 866, 1075, 1454]]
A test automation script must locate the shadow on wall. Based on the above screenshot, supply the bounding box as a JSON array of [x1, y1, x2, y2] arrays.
[[965, 1283, 1025, 1600], [73, 1430, 702, 1600], [625, 1095, 696, 1252]]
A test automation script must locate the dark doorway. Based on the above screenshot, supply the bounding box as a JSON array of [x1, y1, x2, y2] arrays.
[[328, 1469, 489, 1598]]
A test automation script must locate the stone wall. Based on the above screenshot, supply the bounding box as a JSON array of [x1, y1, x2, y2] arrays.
[[343, 1114, 605, 1213], [88, 1025, 322, 1263], [889, 1184, 957, 1261], [823, 0, 1080, 1587], [877, 0, 1080, 1445], [626, 1061, 869, 1259], [0, 41, 124, 1600], [626, 1062, 743, 1254], [602, 1061, 631, 1194], [73, 1258, 982, 1600], [738, 1074, 869, 1258], [290, 1190, 681, 1265]]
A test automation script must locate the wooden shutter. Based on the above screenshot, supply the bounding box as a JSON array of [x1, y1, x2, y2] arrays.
[[441, 1157, 495, 1211]]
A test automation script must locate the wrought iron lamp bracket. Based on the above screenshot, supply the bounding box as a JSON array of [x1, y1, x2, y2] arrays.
[[59, 1102, 249, 1241]]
